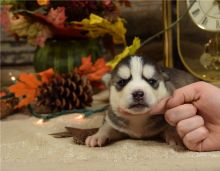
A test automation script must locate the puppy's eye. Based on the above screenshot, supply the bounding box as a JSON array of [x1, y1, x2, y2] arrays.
[[117, 79, 129, 87], [147, 78, 157, 87]]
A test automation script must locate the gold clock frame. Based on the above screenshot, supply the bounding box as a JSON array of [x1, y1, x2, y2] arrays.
[[163, 0, 173, 68], [163, 0, 220, 86]]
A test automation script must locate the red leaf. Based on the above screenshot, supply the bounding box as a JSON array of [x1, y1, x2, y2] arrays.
[[46, 7, 67, 28]]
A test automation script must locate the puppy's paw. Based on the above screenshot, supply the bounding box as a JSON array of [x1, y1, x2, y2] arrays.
[[164, 128, 182, 146], [85, 133, 109, 147]]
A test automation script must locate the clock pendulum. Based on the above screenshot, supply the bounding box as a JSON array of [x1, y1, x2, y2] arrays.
[[200, 34, 220, 71]]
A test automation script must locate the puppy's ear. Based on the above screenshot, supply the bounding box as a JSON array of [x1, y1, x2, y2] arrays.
[[158, 66, 170, 81], [102, 73, 112, 88]]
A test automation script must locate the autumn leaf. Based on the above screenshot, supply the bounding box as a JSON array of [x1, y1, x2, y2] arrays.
[[72, 14, 126, 45], [0, 91, 7, 97], [8, 73, 42, 108], [37, 0, 50, 6], [46, 7, 67, 28], [38, 68, 54, 83], [79, 55, 93, 72], [78, 56, 111, 81], [107, 37, 141, 69], [20, 73, 42, 88]]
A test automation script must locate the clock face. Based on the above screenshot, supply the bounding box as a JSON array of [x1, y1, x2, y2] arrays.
[[187, 0, 220, 32]]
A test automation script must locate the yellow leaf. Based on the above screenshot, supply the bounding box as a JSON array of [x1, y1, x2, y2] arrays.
[[73, 14, 126, 45], [107, 37, 141, 69], [89, 14, 103, 24]]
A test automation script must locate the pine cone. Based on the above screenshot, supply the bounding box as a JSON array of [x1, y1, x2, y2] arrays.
[[38, 71, 93, 112], [0, 96, 19, 119]]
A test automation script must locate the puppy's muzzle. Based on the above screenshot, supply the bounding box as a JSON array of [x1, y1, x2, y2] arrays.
[[132, 90, 144, 101]]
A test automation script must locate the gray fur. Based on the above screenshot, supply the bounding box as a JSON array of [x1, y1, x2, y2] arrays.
[[107, 107, 129, 129], [107, 108, 167, 138]]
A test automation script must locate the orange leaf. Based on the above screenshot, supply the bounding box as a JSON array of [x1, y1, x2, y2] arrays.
[[19, 73, 42, 88], [9, 82, 28, 97], [94, 58, 106, 68], [78, 55, 111, 81], [16, 91, 37, 108], [79, 55, 93, 72], [0, 91, 6, 97], [8, 72, 42, 108], [87, 67, 111, 81], [38, 68, 54, 83]]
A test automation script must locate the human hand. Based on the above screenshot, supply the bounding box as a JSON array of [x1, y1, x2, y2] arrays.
[[149, 81, 220, 151]]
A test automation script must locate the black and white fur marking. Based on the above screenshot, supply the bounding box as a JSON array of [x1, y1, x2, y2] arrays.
[[86, 55, 198, 147]]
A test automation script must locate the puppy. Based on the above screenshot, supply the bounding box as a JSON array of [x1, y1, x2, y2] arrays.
[[86, 55, 198, 147]]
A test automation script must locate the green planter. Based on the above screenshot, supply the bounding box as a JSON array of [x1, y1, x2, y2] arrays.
[[34, 39, 104, 73]]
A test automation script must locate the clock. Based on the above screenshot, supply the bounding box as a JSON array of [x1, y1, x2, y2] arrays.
[[164, 0, 220, 85], [187, 0, 220, 31]]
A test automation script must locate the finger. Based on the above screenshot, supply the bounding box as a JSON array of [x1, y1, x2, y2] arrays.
[[183, 126, 209, 151], [148, 97, 170, 115], [167, 82, 201, 108], [176, 115, 204, 138], [200, 132, 220, 151], [165, 104, 197, 126]]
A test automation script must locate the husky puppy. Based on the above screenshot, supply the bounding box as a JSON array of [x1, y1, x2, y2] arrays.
[[86, 55, 197, 147]]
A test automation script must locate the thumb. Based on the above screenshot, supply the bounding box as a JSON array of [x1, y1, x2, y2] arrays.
[[166, 82, 200, 108], [149, 82, 200, 115], [148, 97, 170, 115], [148, 82, 201, 115]]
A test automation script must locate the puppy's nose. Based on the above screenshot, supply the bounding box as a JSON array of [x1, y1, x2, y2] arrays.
[[132, 90, 144, 101]]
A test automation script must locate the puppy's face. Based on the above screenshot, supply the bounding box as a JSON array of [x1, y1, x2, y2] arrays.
[[110, 56, 170, 116]]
